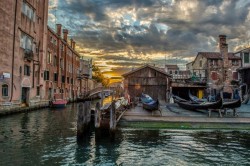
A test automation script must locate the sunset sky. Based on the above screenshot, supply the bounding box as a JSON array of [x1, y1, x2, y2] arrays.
[[48, 0, 250, 81]]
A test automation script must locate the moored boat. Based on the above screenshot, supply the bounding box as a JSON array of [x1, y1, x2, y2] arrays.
[[176, 97, 222, 111], [50, 93, 67, 108], [172, 94, 188, 103], [141, 93, 159, 111], [50, 99, 67, 108], [222, 98, 241, 109], [189, 91, 208, 102]]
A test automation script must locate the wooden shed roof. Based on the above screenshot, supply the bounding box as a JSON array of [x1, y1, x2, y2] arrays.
[[122, 64, 172, 77]]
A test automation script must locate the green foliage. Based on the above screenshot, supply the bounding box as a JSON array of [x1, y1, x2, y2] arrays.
[[92, 64, 110, 87]]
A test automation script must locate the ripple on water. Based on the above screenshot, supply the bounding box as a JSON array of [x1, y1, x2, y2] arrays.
[[1, 104, 250, 165]]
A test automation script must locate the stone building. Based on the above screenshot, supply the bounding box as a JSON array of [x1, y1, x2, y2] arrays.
[[0, 0, 49, 105], [123, 64, 171, 101], [235, 48, 250, 90], [45, 25, 81, 102], [188, 35, 241, 96]]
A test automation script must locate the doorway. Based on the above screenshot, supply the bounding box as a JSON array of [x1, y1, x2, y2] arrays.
[[21, 87, 30, 106]]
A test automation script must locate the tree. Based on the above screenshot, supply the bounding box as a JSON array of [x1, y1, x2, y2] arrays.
[[92, 64, 110, 87]]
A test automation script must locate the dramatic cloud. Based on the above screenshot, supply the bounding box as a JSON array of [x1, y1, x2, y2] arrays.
[[48, 0, 250, 79]]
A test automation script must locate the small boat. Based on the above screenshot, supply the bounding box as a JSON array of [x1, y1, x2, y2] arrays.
[[171, 94, 188, 103], [50, 99, 67, 108], [222, 98, 241, 109], [141, 93, 159, 111], [189, 91, 208, 102], [176, 97, 222, 111], [50, 94, 67, 108]]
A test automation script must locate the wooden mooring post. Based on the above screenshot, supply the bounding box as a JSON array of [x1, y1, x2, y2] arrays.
[[77, 101, 91, 137], [94, 98, 127, 133], [110, 101, 116, 131]]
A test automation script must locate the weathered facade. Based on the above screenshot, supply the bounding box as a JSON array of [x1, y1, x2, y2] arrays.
[[45, 25, 81, 101], [0, 0, 49, 105], [188, 35, 241, 94], [235, 48, 250, 89], [123, 64, 171, 101]]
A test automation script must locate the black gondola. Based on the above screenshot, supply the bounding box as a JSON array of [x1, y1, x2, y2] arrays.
[[176, 97, 222, 111], [172, 94, 188, 103], [188, 91, 208, 102], [223, 98, 241, 109]]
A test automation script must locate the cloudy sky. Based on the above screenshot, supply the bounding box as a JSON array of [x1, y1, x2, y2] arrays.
[[48, 0, 250, 81]]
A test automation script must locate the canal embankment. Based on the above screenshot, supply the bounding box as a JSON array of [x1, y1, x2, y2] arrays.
[[119, 102, 250, 129]]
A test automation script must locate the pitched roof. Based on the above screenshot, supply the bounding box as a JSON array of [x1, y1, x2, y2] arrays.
[[165, 64, 179, 69], [122, 64, 171, 77], [198, 52, 241, 60], [234, 47, 250, 54]]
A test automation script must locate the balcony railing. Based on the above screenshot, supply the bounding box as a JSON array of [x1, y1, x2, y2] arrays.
[[24, 49, 34, 61]]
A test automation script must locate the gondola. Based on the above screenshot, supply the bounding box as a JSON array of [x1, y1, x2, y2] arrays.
[[222, 98, 241, 109], [176, 97, 222, 111], [141, 93, 159, 111], [172, 94, 188, 103], [242, 89, 250, 104], [188, 91, 208, 102]]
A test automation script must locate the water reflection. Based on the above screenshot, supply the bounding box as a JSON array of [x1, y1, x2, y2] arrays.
[[0, 103, 250, 165]]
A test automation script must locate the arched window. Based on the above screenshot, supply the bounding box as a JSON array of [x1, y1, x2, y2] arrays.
[[2, 84, 8, 97]]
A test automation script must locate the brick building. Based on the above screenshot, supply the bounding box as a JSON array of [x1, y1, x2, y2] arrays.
[[45, 25, 81, 101], [0, 0, 49, 105], [188, 35, 241, 95]]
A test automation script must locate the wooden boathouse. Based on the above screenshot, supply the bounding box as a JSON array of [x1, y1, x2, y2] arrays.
[[122, 64, 171, 101]]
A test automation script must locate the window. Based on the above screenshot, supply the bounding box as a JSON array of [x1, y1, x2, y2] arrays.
[[169, 71, 172, 74], [2, 84, 8, 97], [232, 60, 238, 66], [233, 71, 238, 80], [175, 70, 178, 75], [54, 73, 58, 82], [24, 65, 30, 76], [199, 60, 202, 67], [68, 64, 73, 73], [67, 77, 69, 83], [60, 58, 64, 69], [210, 60, 218, 66], [53, 55, 57, 66], [71, 78, 73, 84], [244, 53, 249, 63], [211, 71, 218, 80], [20, 32, 33, 50], [62, 76, 65, 83], [47, 51, 52, 64], [36, 87, 40, 96], [44, 71, 49, 80], [21, 1, 35, 21]]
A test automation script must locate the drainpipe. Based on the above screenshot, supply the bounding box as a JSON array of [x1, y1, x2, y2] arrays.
[[10, 0, 18, 102]]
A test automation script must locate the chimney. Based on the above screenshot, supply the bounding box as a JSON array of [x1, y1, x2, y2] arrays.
[[56, 24, 62, 37], [70, 39, 76, 50], [72, 40, 76, 50], [219, 35, 229, 68], [63, 29, 68, 42], [70, 39, 74, 48]]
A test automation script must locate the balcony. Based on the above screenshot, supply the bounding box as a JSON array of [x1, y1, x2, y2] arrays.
[[24, 49, 34, 61]]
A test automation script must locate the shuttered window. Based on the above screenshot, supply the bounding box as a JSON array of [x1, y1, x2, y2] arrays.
[[211, 71, 217, 80], [233, 71, 238, 80]]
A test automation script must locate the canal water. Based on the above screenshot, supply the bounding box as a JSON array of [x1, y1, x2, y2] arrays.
[[0, 102, 250, 165]]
